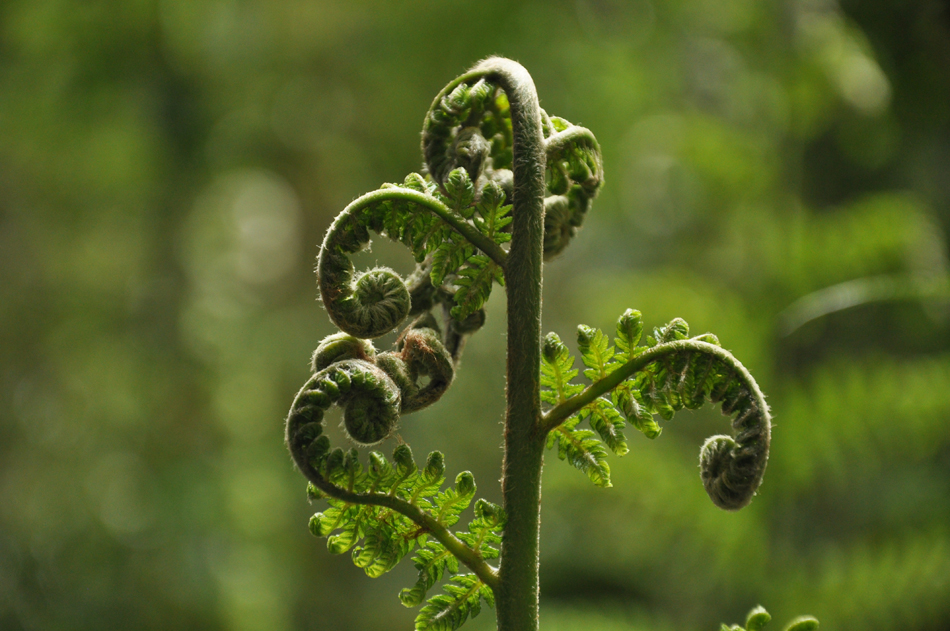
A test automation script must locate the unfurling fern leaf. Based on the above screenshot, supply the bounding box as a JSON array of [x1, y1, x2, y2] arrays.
[[541, 308, 772, 510], [451, 255, 503, 320], [540, 333, 585, 406]]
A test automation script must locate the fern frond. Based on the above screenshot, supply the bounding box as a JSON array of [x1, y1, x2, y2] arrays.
[[450, 255, 502, 320], [576, 324, 621, 380], [540, 333, 584, 405], [456, 499, 505, 561], [317, 182, 506, 339], [431, 236, 475, 287], [472, 181, 513, 244], [400, 498, 504, 610], [414, 574, 492, 631], [579, 396, 628, 455], [614, 308, 644, 361], [400, 541, 460, 608], [441, 168, 476, 215], [409, 450, 447, 504], [430, 471, 477, 528], [541, 309, 772, 510], [302, 444, 493, 587], [547, 417, 612, 487], [612, 384, 662, 439]]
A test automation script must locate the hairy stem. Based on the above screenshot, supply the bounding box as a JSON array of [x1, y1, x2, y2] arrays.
[[459, 57, 547, 631]]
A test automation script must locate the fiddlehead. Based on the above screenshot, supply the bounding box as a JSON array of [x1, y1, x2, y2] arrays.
[[421, 65, 604, 260], [285, 338, 501, 611], [288, 358, 402, 448], [541, 114, 604, 258], [540, 309, 772, 510], [377, 319, 455, 413], [315, 170, 509, 342]]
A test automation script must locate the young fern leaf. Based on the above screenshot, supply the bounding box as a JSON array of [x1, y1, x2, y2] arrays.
[[472, 182, 513, 244], [441, 167, 476, 215], [451, 255, 504, 320], [415, 574, 493, 631], [576, 324, 619, 380], [456, 499, 505, 562], [431, 471, 477, 528], [317, 169, 507, 340], [303, 443, 497, 590], [541, 332, 614, 485], [307, 447, 424, 575], [546, 417, 613, 487], [400, 541, 461, 608], [540, 332, 584, 405], [431, 236, 475, 287], [541, 309, 772, 510], [576, 325, 629, 454], [581, 397, 629, 456]]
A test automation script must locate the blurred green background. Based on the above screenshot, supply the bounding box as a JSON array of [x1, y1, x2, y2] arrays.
[[2, 0, 950, 629]]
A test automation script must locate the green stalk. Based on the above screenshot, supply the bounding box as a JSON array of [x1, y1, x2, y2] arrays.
[[469, 57, 547, 631]]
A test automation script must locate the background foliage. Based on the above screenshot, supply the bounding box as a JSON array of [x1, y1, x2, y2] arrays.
[[2, 0, 949, 630]]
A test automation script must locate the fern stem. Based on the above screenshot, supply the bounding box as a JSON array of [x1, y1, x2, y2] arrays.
[[462, 57, 547, 631]]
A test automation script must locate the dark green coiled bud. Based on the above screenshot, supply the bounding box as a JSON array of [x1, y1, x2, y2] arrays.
[[392, 444, 417, 475], [286, 358, 405, 483], [576, 324, 596, 353], [377, 327, 455, 414], [424, 451, 445, 481], [473, 499, 506, 528], [450, 308, 486, 335], [312, 332, 376, 372], [699, 432, 767, 511], [542, 332, 567, 364], [542, 195, 575, 259], [617, 309, 643, 349], [450, 131, 491, 186], [318, 206, 413, 339], [338, 362, 402, 446], [454, 471, 476, 497]]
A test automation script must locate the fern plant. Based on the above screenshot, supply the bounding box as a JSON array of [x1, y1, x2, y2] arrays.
[[284, 57, 817, 631]]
